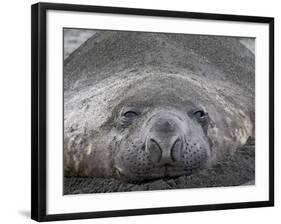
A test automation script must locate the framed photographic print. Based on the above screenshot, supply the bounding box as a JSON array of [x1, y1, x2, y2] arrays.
[[31, 2, 274, 222]]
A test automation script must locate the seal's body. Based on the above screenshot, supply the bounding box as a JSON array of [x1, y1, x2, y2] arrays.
[[63, 31, 254, 182]]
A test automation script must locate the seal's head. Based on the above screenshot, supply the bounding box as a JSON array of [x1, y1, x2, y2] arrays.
[[63, 32, 254, 183], [100, 75, 219, 182], [114, 100, 211, 182]]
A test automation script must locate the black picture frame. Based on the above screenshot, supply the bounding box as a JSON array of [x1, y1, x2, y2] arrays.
[[31, 2, 274, 222]]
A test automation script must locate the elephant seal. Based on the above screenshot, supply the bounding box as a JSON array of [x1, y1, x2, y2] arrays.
[[63, 31, 255, 182]]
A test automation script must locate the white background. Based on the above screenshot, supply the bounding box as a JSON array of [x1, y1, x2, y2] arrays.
[[0, 0, 279, 223]]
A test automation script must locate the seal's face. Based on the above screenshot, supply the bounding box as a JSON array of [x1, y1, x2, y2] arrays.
[[64, 74, 253, 181], [113, 99, 212, 182]]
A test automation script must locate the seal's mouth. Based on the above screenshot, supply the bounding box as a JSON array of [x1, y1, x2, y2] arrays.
[[115, 164, 194, 183], [114, 132, 209, 182], [114, 137, 209, 182], [163, 165, 192, 178], [114, 146, 206, 183]]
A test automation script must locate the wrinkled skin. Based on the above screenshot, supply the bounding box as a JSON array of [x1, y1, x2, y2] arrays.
[[64, 75, 253, 182], [63, 31, 254, 182]]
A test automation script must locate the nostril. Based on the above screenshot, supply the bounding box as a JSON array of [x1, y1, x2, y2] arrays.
[[147, 139, 162, 163], [171, 138, 183, 162]]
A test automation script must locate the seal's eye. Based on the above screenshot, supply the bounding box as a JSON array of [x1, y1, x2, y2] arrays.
[[193, 110, 206, 119], [123, 111, 138, 119]]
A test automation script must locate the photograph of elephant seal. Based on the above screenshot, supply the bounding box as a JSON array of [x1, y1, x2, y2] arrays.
[[63, 29, 255, 194]]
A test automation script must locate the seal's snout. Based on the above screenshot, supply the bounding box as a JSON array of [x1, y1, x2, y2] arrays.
[[115, 109, 210, 181], [146, 115, 184, 166], [146, 137, 183, 165]]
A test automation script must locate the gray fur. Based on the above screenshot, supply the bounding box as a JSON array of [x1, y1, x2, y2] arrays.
[[64, 31, 254, 182]]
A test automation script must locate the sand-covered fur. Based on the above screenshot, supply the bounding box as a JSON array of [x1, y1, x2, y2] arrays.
[[63, 31, 255, 186]]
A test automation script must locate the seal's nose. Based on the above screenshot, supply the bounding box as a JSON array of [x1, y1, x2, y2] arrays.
[[147, 137, 183, 164], [146, 117, 184, 165]]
